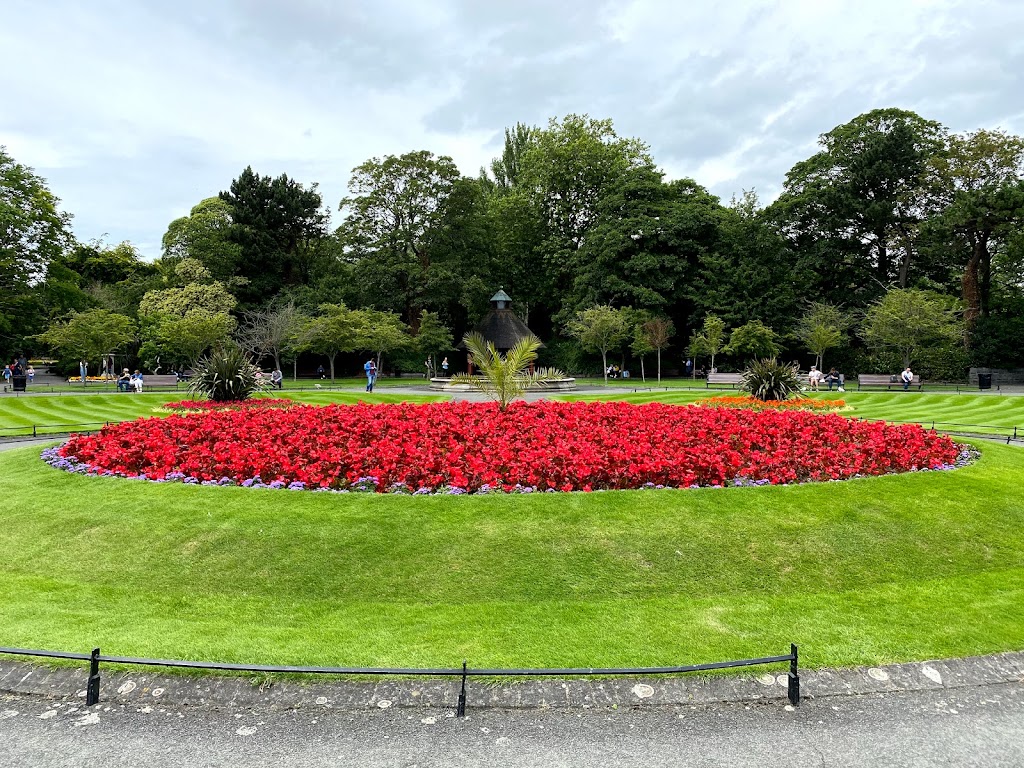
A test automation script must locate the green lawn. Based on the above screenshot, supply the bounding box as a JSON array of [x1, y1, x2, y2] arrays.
[[562, 390, 1024, 438], [0, 434, 1021, 671], [0, 390, 443, 437]]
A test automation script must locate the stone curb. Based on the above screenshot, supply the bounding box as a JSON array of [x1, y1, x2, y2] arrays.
[[1, 651, 1021, 712]]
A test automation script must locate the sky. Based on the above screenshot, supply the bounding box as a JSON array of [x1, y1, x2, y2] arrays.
[[2, 0, 1023, 259]]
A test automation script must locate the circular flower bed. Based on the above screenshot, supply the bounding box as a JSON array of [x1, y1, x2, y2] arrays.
[[48, 401, 967, 494], [702, 395, 845, 412]]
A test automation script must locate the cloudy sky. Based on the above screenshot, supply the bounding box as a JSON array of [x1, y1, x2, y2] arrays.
[[2, 0, 1022, 258]]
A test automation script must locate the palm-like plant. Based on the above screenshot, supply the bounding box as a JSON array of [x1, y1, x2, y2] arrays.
[[449, 332, 566, 410], [188, 344, 265, 402], [740, 357, 803, 402]]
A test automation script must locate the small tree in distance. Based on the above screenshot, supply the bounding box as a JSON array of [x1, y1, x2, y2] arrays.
[[642, 316, 674, 382], [689, 314, 727, 373], [796, 302, 851, 370], [861, 288, 964, 368], [566, 305, 630, 385]]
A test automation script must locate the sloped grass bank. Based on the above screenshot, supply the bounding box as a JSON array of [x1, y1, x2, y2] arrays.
[[0, 440, 1021, 670], [0, 391, 442, 436]]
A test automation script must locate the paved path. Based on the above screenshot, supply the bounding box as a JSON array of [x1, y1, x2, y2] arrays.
[[2, 682, 1022, 767]]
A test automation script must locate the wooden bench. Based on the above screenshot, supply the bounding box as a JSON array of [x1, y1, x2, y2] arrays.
[[706, 372, 744, 388], [857, 374, 922, 391], [118, 374, 182, 391]]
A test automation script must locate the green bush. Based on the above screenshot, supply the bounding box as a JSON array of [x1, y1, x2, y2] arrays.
[[740, 358, 802, 401], [915, 344, 971, 382], [188, 345, 264, 402]]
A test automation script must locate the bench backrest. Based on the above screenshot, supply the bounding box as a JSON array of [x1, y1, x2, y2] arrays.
[[858, 374, 920, 385], [144, 375, 181, 386], [707, 373, 744, 384]]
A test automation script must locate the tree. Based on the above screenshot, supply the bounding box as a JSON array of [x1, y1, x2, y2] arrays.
[[236, 301, 306, 372], [144, 310, 235, 369], [771, 108, 945, 300], [219, 167, 329, 306], [568, 170, 720, 324], [299, 303, 359, 381], [338, 151, 460, 324], [726, 320, 780, 361], [688, 314, 727, 373], [161, 197, 242, 283], [924, 129, 1024, 327], [449, 332, 565, 411], [630, 316, 654, 383], [413, 310, 453, 376], [518, 115, 656, 316], [640, 316, 674, 382], [1, 147, 73, 296], [1, 147, 75, 360], [861, 289, 964, 367], [37, 309, 134, 379], [351, 308, 410, 372], [796, 302, 852, 370], [481, 122, 538, 192], [565, 305, 630, 384]]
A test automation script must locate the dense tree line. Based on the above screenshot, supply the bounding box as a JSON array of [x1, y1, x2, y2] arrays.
[[3, 107, 1023, 379]]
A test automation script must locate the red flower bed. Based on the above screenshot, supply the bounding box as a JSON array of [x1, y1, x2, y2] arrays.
[[56, 401, 962, 494]]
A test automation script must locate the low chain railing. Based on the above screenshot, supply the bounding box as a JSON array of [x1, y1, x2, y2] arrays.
[[0, 644, 800, 714]]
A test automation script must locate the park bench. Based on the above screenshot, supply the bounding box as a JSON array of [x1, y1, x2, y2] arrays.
[[705, 372, 744, 388], [857, 374, 922, 391], [116, 374, 182, 391]]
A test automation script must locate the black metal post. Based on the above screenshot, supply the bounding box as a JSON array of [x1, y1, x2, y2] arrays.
[[456, 660, 467, 717], [86, 647, 101, 706], [787, 644, 800, 706], [32, 425, 37, 437]]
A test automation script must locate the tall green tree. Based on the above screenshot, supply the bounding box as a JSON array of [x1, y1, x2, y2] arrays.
[[162, 197, 242, 284], [924, 129, 1024, 327], [339, 151, 460, 324], [1, 147, 75, 358], [771, 108, 945, 301], [220, 167, 328, 306], [413, 310, 454, 376], [726, 320, 780, 362]]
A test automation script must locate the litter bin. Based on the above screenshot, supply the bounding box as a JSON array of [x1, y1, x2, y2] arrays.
[[978, 373, 992, 390], [12, 375, 27, 392]]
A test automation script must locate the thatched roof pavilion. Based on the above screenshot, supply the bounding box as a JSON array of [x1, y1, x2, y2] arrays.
[[469, 289, 540, 352]]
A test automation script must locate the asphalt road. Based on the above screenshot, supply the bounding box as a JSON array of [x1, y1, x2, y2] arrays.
[[2, 683, 1022, 767]]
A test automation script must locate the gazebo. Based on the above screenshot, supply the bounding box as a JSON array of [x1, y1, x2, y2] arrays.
[[465, 289, 541, 374], [429, 289, 576, 391]]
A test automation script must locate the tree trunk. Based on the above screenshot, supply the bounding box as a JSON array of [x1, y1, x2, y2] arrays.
[[292, 359, 297, 381], [962, 233, 985, 329], [329, 354, 336, 382], [602, 350, 608, 385], [640, 357, 645, 383], [657, 348, 662, 383]]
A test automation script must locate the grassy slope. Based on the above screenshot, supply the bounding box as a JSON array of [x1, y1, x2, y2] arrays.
[[0, 437, 1021, 670], [563, 390, 1024, 435], [0, 391, 442, 435]]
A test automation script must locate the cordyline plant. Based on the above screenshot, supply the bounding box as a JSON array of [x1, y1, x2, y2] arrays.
[[741, 358, 803, 402], [449, 332, 566, 410], [188, 345, 266, 402]]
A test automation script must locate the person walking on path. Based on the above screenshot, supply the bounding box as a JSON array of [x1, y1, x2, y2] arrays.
[[317, 365, 326, 380], [79, 360, 87, 384], [271, 368, 283, 390], [26, 365, 34, 384], [441, 357, 449, 377], [901, 366, 914, 391], [364, 358, 377, 392]]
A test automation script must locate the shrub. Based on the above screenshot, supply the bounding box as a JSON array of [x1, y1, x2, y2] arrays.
[[188, 345, 264, 402], [740, 358, 802, 401]]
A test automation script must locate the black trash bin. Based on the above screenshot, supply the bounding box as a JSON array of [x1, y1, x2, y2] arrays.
[[12, 375, 27, 392], [978, 373, 993, 390]]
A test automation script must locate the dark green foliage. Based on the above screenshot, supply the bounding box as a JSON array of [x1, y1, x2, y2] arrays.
[[219, 167, 328, 307], [188, 345, 264, 402], [741, 358, 802, 401]]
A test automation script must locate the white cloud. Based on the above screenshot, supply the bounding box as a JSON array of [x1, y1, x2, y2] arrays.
[[1, 0, 1022, 257]]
